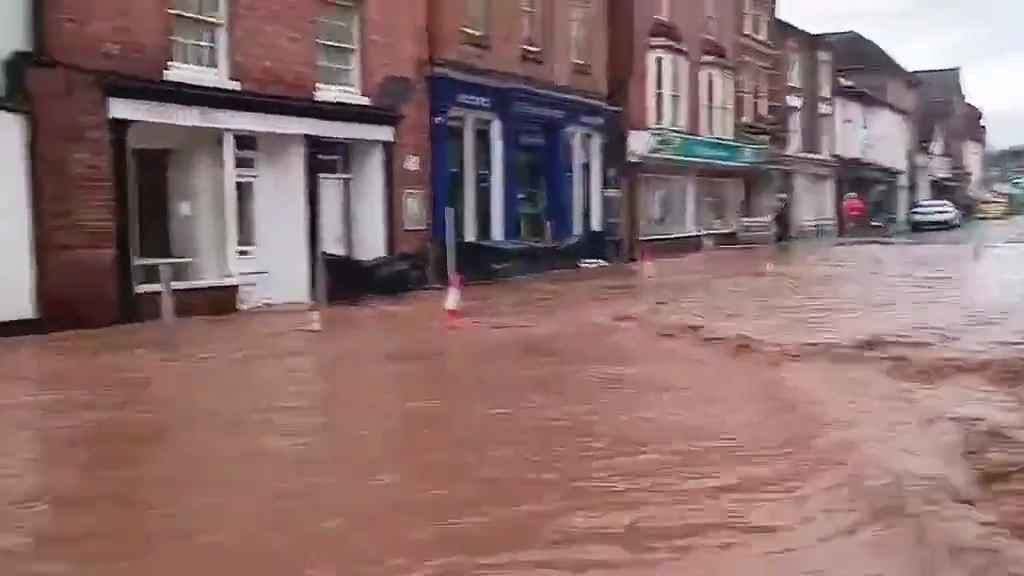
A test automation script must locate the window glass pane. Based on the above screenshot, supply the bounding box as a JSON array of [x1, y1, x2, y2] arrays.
[[174, 0, 221, 17], [321, 5, 356, 46], [475, 121, 492, 241], [517, 143, 547, 242], [171, 16, 218, 67], [237, 181, 256, 248], [639, 177, 689, 237], [235, 135, 258, 152], [446, 122, 465, 240]]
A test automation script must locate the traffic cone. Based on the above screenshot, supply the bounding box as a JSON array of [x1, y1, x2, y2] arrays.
[[444, 275, 464, 329], [303, 309, 323, 332], [641, 248, 657, 280]]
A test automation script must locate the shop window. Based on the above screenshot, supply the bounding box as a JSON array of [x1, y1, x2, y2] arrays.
[[647, 51, 688, 129], [475, 120, 492, 241], [521, 0, 542, 52], [700, 178, 741, 232], [517, 142, 548, 242], [446, 122, 466, 239], [743, 0, 771, 42], [316, 0, 362, 99], [639, 175, 691, 239], [569, 0, 591, 67], [699, 66, 734, 138], [447, 114, 503, 242]]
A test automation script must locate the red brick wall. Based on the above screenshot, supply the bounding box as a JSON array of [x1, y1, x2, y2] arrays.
[[429, 0, 609, 98], [364, 0, 433, 256], [43, 0, 170, 79], [230, 0, 318, 98], [27, 66, 121, 328]]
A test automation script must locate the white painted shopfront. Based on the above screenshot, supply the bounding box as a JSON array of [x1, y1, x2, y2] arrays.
[[0, 111, 37, 323], [110, 98, 394, 309]]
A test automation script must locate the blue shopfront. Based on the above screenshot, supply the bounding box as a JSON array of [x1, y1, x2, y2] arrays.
[[430, 73, 616, 278]]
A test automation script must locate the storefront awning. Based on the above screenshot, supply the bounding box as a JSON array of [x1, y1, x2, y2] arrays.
[[106, 78, 398, 142], [628, 130, 769, 169]]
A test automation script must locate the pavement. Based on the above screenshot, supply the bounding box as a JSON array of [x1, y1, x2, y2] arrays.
[[2, 218, 1024, 575]]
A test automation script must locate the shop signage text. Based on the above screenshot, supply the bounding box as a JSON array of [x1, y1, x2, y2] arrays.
[[642, 130, 768, 165]]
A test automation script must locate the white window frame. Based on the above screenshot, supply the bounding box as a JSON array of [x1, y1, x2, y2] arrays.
[[699, 64, 734, 139], [787, 50, 802, 88], [655, 0, 671, 20], [521, 0, 542, 50], [568, 128, 605, 235], [743, 0, 770, 42], [315, 0, 369, 105], [569, 0, 591, 65], [448, 109, 505, 242], [233, 133, 260, 258], [739, 64, 755, 123], [165, 0, 240, 90], [818, 50, 833, 99], [647, 50, 689, 130]]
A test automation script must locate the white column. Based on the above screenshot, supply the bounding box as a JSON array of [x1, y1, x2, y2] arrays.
[[222, 131, 239, 276], [685, 172, 698, 232], [462, 116, 478, 242], [489, 118, 505, 241], [589, 133, 604, 232], [571, 130, 585, 236]]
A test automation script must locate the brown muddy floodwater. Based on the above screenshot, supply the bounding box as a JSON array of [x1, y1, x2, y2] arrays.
[[3, 221, 1024, 575]]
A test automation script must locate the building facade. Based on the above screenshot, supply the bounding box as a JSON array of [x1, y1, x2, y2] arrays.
[[820, 31, 918, 232], [29, 0, 432, 329], [611, 0, 777, 256], [914, 68, 986, 205], [0, 0, 37, 331], [775, 20, 838, 237], [427, 0, 617, 278]]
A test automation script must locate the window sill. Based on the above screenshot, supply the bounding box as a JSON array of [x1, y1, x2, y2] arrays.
[[135, 277, 240, 295], [461, 27, 490, 49], [572, 60, 592, 75], [521, 45, 544, 63], [163, 65, 241, 91], [314, 85, 371, 105]]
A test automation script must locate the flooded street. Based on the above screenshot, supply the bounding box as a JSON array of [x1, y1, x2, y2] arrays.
[[4, 219, 1024, 575]]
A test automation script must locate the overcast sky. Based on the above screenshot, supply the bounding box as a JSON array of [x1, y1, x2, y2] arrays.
[[778, 0, 1024, 150]]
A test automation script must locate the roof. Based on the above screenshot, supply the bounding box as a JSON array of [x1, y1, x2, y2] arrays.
[[817, 31, 914, 81], [914, 68, 963, 102]]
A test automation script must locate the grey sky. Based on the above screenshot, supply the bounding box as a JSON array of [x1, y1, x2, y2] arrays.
[[778, 0, 1024, 150]]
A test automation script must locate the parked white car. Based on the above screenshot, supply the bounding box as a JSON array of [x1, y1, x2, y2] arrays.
[[909, 200, 961, 231]]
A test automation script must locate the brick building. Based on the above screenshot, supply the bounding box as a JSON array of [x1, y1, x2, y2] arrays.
[[914, 67, 987, 204], [775, 19, 838, 237], [426, 0, 618, 278], [819, 31, 918, 232], [609, 0, 781, 256], [28, 0, 432, 329]]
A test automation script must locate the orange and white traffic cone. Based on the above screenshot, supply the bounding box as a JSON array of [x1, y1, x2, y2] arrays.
[[641, 248, 657, 280], [444, 275, 464, 329]]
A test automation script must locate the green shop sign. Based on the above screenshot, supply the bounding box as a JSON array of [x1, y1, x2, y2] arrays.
[[647, 131, 768, 166]]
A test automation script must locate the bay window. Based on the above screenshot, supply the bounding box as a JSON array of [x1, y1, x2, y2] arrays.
[[818, 51, 833, 99], [699, 65, 734, 139], [739, 64, 755, 123], [316, 0, 364, 102], [756, 67, 769, 118], [647, 50, 689, 130], [742, 0, 771, 42]]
